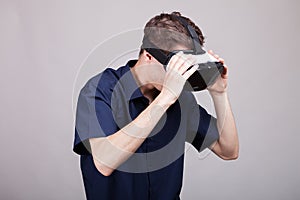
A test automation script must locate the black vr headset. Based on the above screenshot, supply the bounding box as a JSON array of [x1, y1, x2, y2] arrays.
[[141, 15, 224, 91]]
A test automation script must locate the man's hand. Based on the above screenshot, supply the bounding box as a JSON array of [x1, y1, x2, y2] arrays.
[[160, 51, 197, 104], [207, 50, 228, 95]]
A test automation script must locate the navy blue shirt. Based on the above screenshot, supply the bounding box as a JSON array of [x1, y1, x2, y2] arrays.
[[73, 60, 219, 200]]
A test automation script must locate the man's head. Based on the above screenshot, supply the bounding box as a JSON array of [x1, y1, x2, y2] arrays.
[[133, 12, 205, 92], [139, 11, 205, 56]]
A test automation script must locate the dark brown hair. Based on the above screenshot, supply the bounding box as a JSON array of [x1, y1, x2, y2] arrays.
[[140, 11, 205, 55]]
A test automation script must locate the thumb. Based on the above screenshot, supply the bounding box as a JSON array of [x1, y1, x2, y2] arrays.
[[221, 65, 228, 79]]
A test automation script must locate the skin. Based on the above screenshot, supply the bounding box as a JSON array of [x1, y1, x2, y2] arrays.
[[89, 48, 239, 176]]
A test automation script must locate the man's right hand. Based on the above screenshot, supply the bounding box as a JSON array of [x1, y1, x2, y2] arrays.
[[159, 51, 197, 104]]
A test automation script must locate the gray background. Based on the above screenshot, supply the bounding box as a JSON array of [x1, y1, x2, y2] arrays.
[[1, 0, 299, 199]]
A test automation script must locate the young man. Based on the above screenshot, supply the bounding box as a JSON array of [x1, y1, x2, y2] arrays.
[[73, 12, 239, 200]]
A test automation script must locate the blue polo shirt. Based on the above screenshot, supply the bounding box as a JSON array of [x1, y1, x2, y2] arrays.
[[73, 60, 219, 200]]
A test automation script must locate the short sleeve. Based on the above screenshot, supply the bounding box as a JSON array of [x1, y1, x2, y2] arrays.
[[73, 75, 119, 155], [186, 99, 220, 152]]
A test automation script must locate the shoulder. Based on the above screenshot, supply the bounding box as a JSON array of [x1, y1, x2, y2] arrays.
[[83, 67, 124, 90], [79, 66, 128, 103]]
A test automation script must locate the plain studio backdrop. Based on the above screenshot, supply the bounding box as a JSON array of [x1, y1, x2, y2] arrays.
[[0, 0, 299, 199]]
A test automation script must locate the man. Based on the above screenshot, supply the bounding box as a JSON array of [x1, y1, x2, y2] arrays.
[[73, 11, 239, 200]]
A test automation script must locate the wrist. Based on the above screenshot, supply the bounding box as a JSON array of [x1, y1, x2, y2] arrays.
[[209, 90, 228, 99], [155, 91, 175, 110]]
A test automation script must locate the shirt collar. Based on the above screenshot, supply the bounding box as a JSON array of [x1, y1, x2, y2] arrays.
[[120, 60, 145, 101]]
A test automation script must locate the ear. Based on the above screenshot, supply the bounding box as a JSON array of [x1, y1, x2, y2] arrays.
[[143, 50, 153, 62]]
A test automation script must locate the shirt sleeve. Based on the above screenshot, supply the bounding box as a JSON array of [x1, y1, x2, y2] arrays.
[[73, 75, 119, 155], [186, 97, 220, 152]]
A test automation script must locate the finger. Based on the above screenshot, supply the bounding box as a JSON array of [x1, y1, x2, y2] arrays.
[[173, 52, 188, 71], [182, 64, 198, 80], [167, 51, 181, 71], [178, 55, 197, 75], [219, 58, 225, 64], [208, 50, 220, 60]]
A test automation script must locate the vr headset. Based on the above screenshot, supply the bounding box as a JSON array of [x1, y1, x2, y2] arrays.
[[141, 15, 224, 91]]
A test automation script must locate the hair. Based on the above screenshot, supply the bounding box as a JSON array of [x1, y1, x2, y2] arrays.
[[139, 11, 205, 56]]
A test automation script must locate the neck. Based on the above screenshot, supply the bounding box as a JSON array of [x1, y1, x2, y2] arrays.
[[130, 60, 160, 103], [141, 86, 160, 104]]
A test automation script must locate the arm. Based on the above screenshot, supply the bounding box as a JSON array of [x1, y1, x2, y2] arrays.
[[207, 50, 239, 160], [90, 52, 198, 176], [209, 92, 239, 160], [90, 94, 172, 176]]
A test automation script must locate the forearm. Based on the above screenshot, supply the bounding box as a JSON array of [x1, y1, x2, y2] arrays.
[[210, 92, 239, 159], [89, 93, 172, 175]]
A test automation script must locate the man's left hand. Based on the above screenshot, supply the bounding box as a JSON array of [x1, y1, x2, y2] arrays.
[[207, 50, 228, 95]]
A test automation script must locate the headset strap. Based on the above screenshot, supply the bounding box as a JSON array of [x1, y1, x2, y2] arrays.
[[141, 14, 206, 65], [171, 15, 205, 55]]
